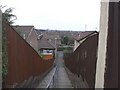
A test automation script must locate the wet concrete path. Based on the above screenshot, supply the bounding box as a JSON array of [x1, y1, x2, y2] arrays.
[[37, 51, 73, 88]]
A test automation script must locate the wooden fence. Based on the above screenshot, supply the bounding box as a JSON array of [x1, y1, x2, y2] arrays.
[[64, 33, 98, 88], [3, 23, 54, 87], [104, 2, 118, 88]]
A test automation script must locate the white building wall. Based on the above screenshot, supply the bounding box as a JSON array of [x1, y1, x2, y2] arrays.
[[73, 38, 86, 51], [73, 40, 80, 51], [95, 2, 109, 88]]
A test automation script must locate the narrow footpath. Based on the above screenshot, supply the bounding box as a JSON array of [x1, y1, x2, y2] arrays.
[[37, 51, 73, 88]]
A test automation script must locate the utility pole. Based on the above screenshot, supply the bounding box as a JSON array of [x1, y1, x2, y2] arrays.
[[85, 24, 87, 31]]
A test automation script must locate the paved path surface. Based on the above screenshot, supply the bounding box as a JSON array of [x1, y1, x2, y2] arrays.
[[54, 65, 73, 88], [37, 51, 73, 88], [37, 67, 56, 88]]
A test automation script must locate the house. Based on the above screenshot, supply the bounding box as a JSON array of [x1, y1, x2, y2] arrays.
[[37, 34, 56, 60], [13, 25, 34, 39], [36, 29, 61, 47], [73, 31, 98, 51], [13, 25, 39, 52], [44, 31, 61, 47]]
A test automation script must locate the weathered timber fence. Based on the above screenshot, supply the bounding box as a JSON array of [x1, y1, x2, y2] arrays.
[[104, 2, 118, 88], [3, 23, 54, 87], [64, 33, 98, 88]]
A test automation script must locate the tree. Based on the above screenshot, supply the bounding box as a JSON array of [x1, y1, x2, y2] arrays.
[[61, 36, 74, 45], [61, 36, 69, 45], [1, 6, 17, 85], [68, 37, 74, 45], [2, 7, 17, 24]]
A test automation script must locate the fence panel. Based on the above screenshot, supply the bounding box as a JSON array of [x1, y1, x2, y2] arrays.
[[3, 23, 53, 87], [64, 33, 98, 88], [104, 2, 118, 88]]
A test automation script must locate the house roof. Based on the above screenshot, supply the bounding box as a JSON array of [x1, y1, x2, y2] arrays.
[[35, 29, 80, 39], [36, 30, 62, 46], [35, 29, 46, 35], [13, 25, 34, 39], [74, 31, 98, 41], [37, 35, 56, 49], [36, 29, 61, 39]]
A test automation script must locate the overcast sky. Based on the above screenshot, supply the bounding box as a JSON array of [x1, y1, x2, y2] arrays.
[[1, 0, 101, 31]]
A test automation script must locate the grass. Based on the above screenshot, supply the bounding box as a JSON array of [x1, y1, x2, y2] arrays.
[[39, 54, 45, 59]]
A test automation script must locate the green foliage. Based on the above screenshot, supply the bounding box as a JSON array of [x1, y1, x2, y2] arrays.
[[57, 47, 64, 51], [63, 46, 73, 60], [61, 36, 69, 45], [2, 7, 17, 83], [61, 36, 74, 45], [57, 46, 73, 51], [68, 37, 74, 45], [39, 54, 45, 59], [2, 7, 17, 24], [63, 50, 72, 60], [2, 27, 8, 82]]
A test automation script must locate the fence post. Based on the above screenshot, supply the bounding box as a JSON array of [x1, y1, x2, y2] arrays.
[[95, 1, 109, 88]]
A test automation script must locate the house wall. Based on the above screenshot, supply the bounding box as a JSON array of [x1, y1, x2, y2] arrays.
[[73, 40, 79, 51], [73, 38, 86, 51], [95, 2, 109, 88]]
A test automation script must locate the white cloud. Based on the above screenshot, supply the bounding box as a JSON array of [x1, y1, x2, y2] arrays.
[[1, 0, 101, 31]]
